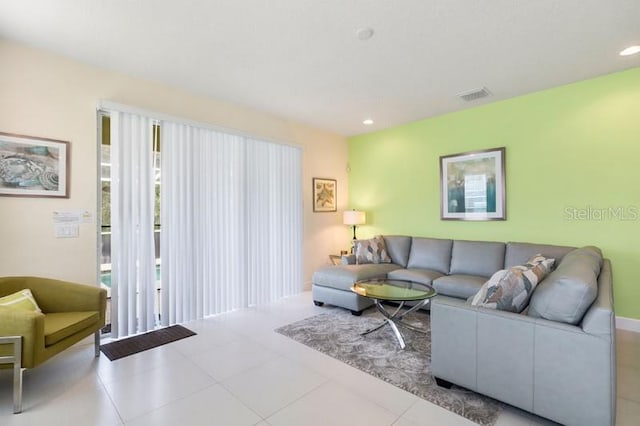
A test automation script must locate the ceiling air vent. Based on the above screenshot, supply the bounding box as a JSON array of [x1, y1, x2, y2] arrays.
[[457, 87, 491, 102]]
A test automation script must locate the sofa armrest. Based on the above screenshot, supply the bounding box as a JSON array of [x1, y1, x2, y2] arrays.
[[341, 254, 356, 265], [581, 259, 615, 336], [0, 306, 45, 368]]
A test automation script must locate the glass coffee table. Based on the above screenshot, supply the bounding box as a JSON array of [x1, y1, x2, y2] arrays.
[[351, 278, 437, 349]]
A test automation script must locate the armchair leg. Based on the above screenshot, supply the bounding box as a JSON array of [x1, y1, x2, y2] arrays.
[[0, 336, 23, 413], [94, 330, 100, 357], [14, 365, 23, 414]]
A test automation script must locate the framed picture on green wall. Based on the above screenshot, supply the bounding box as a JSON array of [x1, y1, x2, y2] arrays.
[[440, 147, 505, 220]]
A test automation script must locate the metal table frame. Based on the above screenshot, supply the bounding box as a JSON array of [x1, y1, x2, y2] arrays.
[[361, 298, 431, 349]]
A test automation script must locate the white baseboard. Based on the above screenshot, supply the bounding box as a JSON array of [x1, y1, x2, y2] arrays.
[[616, 316, 640, 332]]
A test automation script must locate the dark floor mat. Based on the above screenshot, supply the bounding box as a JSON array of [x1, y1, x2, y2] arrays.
[[100, 325, 196, 361]]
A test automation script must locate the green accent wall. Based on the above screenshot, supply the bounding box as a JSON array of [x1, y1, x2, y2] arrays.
[[348, 67, 640, 320]]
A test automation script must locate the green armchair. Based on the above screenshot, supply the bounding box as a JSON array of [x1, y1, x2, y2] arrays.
[[0, 276, 107, 413]]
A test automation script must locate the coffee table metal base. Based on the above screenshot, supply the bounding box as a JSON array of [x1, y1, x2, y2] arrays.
[[361, 298, 430, 349]]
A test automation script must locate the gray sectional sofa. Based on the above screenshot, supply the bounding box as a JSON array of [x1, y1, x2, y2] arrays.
[[311, 236, 616, 426]]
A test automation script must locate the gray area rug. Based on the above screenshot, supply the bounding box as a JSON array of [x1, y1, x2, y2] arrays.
[[275, 307, 502, 426]]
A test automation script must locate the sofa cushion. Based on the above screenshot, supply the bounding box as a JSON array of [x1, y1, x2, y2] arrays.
[[387, 268, 444, 285], [504, 242, 574, 269], [407, 237, 453, 274], [433, 274, 487, 299], [449, 240, 505, 278], [528, 246, 602, 325], [44, 311, 100, 346], [312, 264, 401, 291], [382, 235, 412, 267], [354, 236, 392, 264], [471, 255, 555, 313], [0, 288, 42, 312]]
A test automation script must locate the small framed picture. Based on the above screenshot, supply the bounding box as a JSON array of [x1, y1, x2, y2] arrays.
[[440, 147, 505, 220], [313, 178, 337, 212], [0, 132, 70, 198]]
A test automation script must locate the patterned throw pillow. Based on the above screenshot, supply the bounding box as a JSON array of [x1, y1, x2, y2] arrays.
[[0, 288, 42, 312], [471, 254, 555, 313], [354, 235, 392, 264]]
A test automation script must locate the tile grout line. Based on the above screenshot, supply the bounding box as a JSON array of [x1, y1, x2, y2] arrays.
[[105, 349, 219, 423], [260, 378, 333, 422]]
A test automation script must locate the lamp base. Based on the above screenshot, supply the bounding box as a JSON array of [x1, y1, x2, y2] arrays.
[[350, 226, 358, 254]]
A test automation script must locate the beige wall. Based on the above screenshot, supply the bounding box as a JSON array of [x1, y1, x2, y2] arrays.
[[0, 40, 349, 289]]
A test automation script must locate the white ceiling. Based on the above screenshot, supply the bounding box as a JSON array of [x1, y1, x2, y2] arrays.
[[1, 0, 639, 136]]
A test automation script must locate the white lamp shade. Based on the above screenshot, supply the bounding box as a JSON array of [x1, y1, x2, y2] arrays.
[[343, 210, 366, 225]]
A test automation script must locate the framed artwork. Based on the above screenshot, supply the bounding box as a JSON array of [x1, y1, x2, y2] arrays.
[[440, 147, 505, 220], [313, 178, 337, 212], [0, 132, 70, 198]]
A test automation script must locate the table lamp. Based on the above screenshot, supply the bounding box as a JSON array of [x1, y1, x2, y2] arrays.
[[343, 210, 366, 244]]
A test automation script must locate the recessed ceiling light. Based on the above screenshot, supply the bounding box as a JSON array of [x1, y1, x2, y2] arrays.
[[355, 27, 374, 41], [363, 119, 374, 125], [619, 45, 640, 56]]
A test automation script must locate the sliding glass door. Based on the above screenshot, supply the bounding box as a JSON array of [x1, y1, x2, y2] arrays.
[[99, 113, 162, 335], [98, 107, 302, 338]]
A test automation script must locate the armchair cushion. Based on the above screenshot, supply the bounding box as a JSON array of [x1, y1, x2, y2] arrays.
[[0, 289, 42, 312], [44, 312, 100, 346]]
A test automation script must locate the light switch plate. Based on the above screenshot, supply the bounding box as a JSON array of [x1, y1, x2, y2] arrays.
[[55, 223, 79, 238]]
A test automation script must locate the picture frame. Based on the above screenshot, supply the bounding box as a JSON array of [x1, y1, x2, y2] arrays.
[[312, 178, 337, 212], [440, 147, 505, 221], [0, 132, 70, 198]]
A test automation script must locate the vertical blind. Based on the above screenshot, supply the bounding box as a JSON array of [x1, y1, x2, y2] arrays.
[[108, 106, 303, 337], [109, 112, 157, 338], [245, 138, 303, 306], [160, 123, 303, 323]]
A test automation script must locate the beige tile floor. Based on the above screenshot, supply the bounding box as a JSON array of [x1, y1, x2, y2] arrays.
[[1, 291, 638, 425]]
